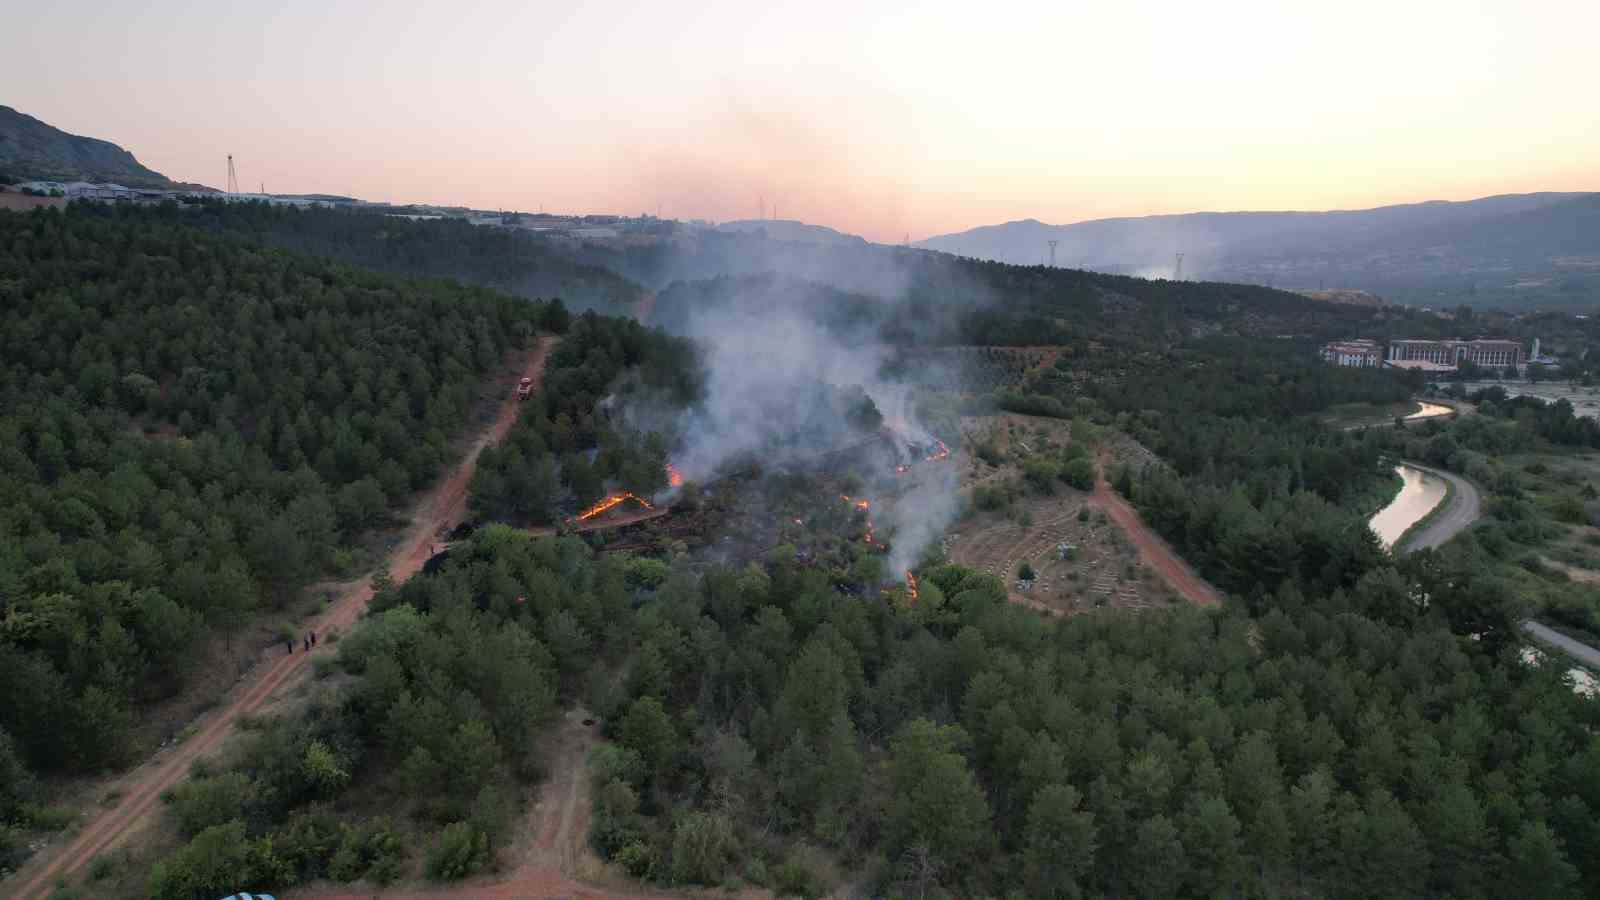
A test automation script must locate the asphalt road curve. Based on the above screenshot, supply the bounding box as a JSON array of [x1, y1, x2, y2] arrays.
[[1523, 621, 1600, 670], [1397, 461, 1483, 555]]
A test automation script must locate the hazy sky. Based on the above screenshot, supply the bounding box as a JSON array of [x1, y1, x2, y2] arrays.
[[5, 0, 1597, 241]]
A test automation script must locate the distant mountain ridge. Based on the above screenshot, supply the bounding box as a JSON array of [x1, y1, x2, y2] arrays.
[[716, 218, 869, 246], [0, 104, 180, 188], [917, 192, 1600, 310]]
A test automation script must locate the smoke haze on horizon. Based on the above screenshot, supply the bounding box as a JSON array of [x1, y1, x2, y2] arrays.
[[4, 0, 1597, 242]]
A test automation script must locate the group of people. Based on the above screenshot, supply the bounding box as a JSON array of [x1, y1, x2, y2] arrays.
[[284, 631, 317, 655]]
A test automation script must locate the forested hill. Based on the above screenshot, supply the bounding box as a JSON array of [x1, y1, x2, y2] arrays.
[[649, 256, 1385, 351], [0, 207, 560, 781], [917, 192, 1600, 311], [0, 104, 179, 188], [71, 201, 647, 312]]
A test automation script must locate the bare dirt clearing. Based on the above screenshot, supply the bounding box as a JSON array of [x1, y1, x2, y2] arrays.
[[945, 495, 1176, 614], [946, 413, 1220, 612]]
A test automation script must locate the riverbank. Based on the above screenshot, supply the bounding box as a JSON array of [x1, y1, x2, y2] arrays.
[[1331, 397, 1462, 431], [1369, 463, 1450, 551], [1393, 469, 1456, 554], [1395, 463, 1482, 554]]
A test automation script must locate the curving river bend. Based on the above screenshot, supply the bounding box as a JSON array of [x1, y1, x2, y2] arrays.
[[1368, 464, 1449, 551], [1406, 401, 1455, 421]]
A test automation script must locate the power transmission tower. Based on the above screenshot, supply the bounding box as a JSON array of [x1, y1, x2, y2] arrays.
[[1048, 240, 1059, 268], [1174, 252, 1184, 281], [226, 155, 238, 194]]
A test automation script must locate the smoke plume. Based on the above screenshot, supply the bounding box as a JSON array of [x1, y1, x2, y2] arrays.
[[619, 277, 963, 580]]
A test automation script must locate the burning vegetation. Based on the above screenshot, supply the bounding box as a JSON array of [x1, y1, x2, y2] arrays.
[[576, 491, 653, 521]]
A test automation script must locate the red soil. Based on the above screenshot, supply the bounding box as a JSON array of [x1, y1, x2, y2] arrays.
[[1088, 456, 1222, 608]]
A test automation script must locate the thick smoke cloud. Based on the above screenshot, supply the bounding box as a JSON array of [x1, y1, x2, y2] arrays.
[[618, 276, 963, 580]]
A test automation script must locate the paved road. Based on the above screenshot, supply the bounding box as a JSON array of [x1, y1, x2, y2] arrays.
[[1523, 621, 1600, 669], [1388, 465, 1600, 680], [1397, 461, 1483, 554]]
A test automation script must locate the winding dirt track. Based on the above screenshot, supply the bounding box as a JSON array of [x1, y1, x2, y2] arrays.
[[1089, 457, 1223, 608], [9, 338, 558, 900]]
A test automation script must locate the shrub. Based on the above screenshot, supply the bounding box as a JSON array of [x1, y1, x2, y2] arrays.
[[169, 773, 256, 838], [774, 859, 820, 898], [588, 744, 646, 789], [148, 820, 290, 900], [616, 840, 657, 879], [88, 852, 120, 882], [974, 486, 1009, 512], [273, 810, 341, 882], [668, 811, 738, 885], [427, 821, 488, 881], [327, 818, 403, 883], [1061, 457, 1095, 491]]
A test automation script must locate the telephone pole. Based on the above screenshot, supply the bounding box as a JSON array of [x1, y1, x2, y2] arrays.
[[1047, 240, 1059, 268]]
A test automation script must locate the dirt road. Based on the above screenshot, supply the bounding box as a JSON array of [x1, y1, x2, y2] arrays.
[[295, 706, 668, 900], [1396, 461, 1482, 554], [10, 338, 558, 899], [1090, 459, 1223, 608]]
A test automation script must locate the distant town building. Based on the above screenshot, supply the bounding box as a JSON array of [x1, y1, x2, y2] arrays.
[[1387, 339, 1524, 370], [1320, 338, 1529, 372], [1320, 339, 1383, 368]]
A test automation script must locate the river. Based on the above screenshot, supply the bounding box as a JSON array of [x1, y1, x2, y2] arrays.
[[1368, 464, 1449, 551], [1406, 401, 1455, 421]]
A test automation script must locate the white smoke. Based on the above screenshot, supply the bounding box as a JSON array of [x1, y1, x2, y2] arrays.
[[618, 281, 962, 581]]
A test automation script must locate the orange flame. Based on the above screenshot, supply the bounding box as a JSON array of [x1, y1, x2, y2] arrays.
[[890, 438, 951, 475], [841, 494, 884, 549], [905, 570, 919, 602], [665, 463, 683, 488], [577, 492, 653, 521]]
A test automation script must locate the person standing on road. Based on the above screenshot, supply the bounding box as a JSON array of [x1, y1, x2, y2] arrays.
[[285, 637, 293, 655]]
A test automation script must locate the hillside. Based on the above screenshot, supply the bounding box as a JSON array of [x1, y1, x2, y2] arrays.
[[0, 104, 179, 188], [615, 232, 1387, 351], [715, 218, 870, 245], [74, 200, 647, 311], [7, 198, 1599, 900], [918, 192, 1600, 310], [0, 205, 557, 784]]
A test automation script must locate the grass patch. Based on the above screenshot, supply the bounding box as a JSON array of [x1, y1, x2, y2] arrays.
[[1320, 400, 1419, 429]]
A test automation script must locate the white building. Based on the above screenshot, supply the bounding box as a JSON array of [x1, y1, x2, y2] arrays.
[[1320, 339, 1383, 367]]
